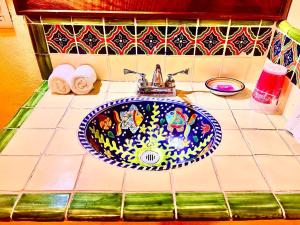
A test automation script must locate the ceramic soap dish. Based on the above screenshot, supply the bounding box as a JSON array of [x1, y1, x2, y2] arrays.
[[205, 77, 245, 96]]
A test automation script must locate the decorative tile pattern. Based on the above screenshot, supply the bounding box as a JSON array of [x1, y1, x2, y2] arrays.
[[166, 26, 196, 55], [279, 36, 300, 72], [68, 193, 122, 221], [226, 27, 259, 55], [13, 193, 70, 221], [276, 194, 300, 219], [105, 26, 136, 55], [176, 192, 229, 220], [0, 194, 18, 221], [0, 129, 16, 152], [6, 108, 33, 128], [196, 27, 228, 55], [227, 193, 283, 220], [123, 193, 174, 221], [254, 27, 273, 56], [44, 25, 77, 53], [74, 25, 106, 54], [136, 26, 166, 54], [268, 30, 284, 63]]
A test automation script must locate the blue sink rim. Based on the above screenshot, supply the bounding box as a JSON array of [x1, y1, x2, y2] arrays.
[[78, 96, 222, 171]]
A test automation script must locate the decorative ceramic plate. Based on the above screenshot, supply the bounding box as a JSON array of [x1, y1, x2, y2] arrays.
[[78, 97, 222, 171], [205, 77, 245, 96]]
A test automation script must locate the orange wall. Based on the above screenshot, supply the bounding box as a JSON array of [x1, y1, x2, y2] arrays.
[[0, 0, 42, 129]]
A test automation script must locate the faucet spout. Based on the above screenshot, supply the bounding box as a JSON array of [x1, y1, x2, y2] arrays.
[[151, 64, 164, 87]]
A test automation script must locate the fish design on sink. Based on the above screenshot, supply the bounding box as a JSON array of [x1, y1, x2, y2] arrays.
[[78, 97, 222, 171]]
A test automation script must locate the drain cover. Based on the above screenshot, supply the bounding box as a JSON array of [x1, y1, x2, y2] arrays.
[[140, 151, 160, 164]]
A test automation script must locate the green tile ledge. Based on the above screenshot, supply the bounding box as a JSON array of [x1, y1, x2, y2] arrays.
[[176, 192, 230, 220], [12, 193, 69, 221], [67, 193, 122, 221], [0, 194, 18, 221], [278, 20, 300, 43], [227, 192, 283, 220]]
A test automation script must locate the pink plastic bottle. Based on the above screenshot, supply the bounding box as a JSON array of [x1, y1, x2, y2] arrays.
[[251, 59, 287, 114]]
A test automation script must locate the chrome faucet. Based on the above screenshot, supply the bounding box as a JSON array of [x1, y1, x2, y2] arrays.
[[124, 64, 189, 97]]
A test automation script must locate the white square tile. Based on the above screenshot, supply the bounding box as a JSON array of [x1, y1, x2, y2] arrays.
[[76, 155, 125, 191], [279, 131, 300, 155], [46, 129, 86, 155], [256, 156, 300, 191], [109, 82, 138, 93], [214, 130, 251, 155], [0, 156, 39, 191], [172, 159, 220, 191], [2, 129, 54, 155], [232, 110, 274, 129], [105, 93, 136, 102], [194, 92, 229, 109], [70, 93, 107, 109], [209, 110, 239, 130], [191, 82, 208, 92], [36, 92, 73, 108], [226, 88, 253, 110], [267, 115, 287, 129], [98, 81, 110, 93], [58, 108, 91, 129], [242, 130, 292, 155], [175, 82, 193, 91], [21, 108, 66, 129], [25, 155, 83, 191], [213, 156, 269, 191], [124, 170, 171, 192]]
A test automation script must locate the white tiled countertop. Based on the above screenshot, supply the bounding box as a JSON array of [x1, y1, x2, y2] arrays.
[[1, 81, 300, 194]]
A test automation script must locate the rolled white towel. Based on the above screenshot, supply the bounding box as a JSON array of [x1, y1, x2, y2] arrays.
[[70, 65, 97, 95], [48, 64, 75, 94]]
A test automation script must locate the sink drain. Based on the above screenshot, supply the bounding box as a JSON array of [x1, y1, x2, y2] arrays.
[[140, 151, 160, 164]]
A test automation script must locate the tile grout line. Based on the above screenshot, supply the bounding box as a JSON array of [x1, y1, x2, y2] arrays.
[[218, 19, 231, 77], [209, 156, 232, 220], [169, 171, 178, 220], [64, 152, 87, 220], [227, 102, 286, 219], [9, 192, 23, 221], [120, 169, 127, 220], [70, 17, 80, 55]]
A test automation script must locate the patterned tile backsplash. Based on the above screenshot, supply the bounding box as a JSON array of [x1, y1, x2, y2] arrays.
[[26, 17, 300, 91]]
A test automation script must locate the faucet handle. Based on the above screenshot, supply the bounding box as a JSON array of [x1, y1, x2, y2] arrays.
[[124, 68, 148, 87], [167, 68, 189, 78]]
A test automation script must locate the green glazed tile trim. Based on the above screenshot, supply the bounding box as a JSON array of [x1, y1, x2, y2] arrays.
[[124, 193, 174, 221], [68, 193, 122, 221], [105, 18, 134, 26], [261, 20, 274, 26], [199, 20, 229, 27], [136, 19, 166, 26], [0, 194, 18, 221], [0, 129, 16, 152], [278, 20, 300, 43], [42, 17, 72, 24], [288, 28, 300, 43], [13, 193, 69, 221], [276, 194, 300, 219], [6, 108, 33, 129], [278, 21, 292, 34], [23, 91, 45, 108], [35, 80, 49, 93], [72, 18, 103, 25], [176, 192, 230, 220], [28, 24, 48, 54], [227, 193, 283, 220], [36, 54, 53, 80], [231, 20, 261, 26], [168, 19, 197, 26]]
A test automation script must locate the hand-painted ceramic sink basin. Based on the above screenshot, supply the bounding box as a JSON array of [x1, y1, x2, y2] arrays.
[[78, 97, 222, 171]]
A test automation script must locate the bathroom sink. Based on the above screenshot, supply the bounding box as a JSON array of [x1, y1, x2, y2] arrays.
[[78, 97, 222, 171]]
